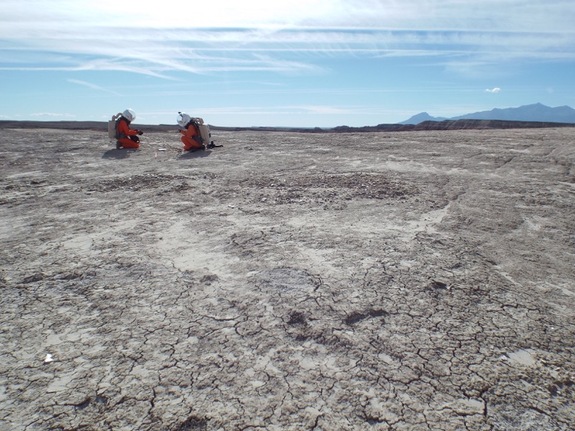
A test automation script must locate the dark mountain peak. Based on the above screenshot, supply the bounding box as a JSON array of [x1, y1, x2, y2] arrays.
[[402, 103, 575, 125], [400, 112, 447, 125]]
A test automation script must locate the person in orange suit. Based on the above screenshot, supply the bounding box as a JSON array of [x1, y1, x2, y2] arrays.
[[115, 109, 143, 149], [177, 112, 205, 152]]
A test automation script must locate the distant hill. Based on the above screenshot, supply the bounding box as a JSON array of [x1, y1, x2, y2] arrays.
[[402, 103, 575, 125], [332, 119, 575, 133], [1, 110, 575, 134], [400, 112, 447, 125]]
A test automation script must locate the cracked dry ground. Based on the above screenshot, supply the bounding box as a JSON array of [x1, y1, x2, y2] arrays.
[[1, 127, 574, 430]]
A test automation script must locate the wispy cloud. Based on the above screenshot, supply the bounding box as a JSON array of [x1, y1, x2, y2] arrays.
[[67, 79, 122, 95], [29, 112, 75, 118], [485, 87, 501, 93], [1, 0, 574, 76], [192, 103, 396, 118]]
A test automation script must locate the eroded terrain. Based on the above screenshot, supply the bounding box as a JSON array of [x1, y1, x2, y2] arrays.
[[1, 127, 574, 430]]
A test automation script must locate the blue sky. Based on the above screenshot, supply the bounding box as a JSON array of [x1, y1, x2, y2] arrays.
[[1, 0, 574, 127]]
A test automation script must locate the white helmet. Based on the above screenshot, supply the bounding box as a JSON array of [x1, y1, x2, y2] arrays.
[[122, 109, 136, 122], [177, 112, 192, 128]]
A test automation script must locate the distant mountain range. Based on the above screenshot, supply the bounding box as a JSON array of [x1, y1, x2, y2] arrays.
[[401, 103, 575, 125], [1, 103, 574, 133]]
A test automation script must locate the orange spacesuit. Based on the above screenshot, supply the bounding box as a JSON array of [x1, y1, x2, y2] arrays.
[[115, 109, 142, 149], [179, 120, 204, 151]]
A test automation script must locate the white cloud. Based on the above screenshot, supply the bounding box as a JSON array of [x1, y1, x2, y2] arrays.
[[29, 112, 75, 118], [485, 87, 501, 93], [1, 0, 574, 76], [3, 0, 573, 32], [67, 79, 122, 95]]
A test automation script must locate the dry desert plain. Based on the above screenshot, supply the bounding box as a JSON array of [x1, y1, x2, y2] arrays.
[[1, 126, 575, 430]]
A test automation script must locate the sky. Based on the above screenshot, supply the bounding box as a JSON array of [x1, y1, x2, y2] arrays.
[[1, 0, 574, 127]]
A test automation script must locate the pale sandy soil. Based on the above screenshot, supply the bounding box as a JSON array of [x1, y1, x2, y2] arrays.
[[1, 127, 574, 430]]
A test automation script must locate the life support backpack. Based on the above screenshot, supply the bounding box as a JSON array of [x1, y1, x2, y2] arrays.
[[187, 117, 221, 148], [107, 113, 122, 141]]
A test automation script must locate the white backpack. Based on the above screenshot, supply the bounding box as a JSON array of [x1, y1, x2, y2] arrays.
[[107, 113, 122, 141]]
